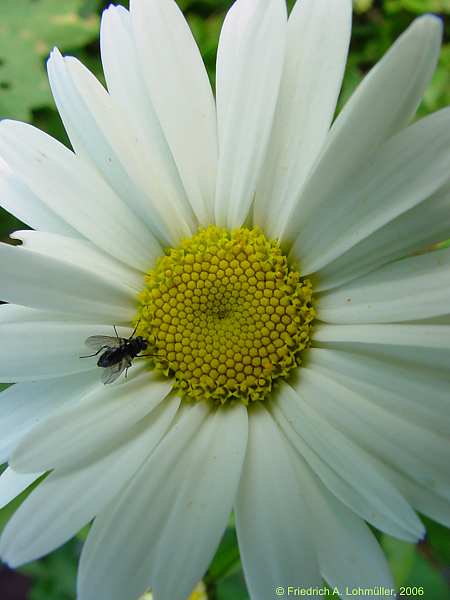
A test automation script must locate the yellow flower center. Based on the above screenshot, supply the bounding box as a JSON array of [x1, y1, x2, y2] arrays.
[[136, 226, 315, 405]]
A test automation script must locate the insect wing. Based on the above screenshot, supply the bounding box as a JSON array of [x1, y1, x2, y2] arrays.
[[101, 357, 129, 384], [85, 335, 121, 352]]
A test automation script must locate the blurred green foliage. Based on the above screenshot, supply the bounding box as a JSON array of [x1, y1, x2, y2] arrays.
[[0, 0, 449, 599], [381, 527, 450, 600], [0, 0, 99, 121]]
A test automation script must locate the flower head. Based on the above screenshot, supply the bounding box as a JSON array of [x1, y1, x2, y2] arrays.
[[136, 225, 315, 404], [0, 1, 449, 600]]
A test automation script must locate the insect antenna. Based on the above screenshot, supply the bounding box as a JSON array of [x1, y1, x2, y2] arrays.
[[129, 319, 141, 340]]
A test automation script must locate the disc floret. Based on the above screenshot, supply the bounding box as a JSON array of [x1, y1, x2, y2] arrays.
[[136, 226, 314, 404]]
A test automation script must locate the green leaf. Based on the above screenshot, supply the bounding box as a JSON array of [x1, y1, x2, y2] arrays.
[[21, 540, 79, 600], [0, 470, 47, 537], [214, 572, 249, 600], [0, 209, 26, 242], [0, 488, 24, 534], [206, 527, 249, 599], [75, 523, 91, 542], [0, 0, 99, 120], [206, 528, 241, 583], [381, 534, 449, 598], [421, 516, 450, 566], [381, 536, 416, 586], [403, 550, 449, 600]]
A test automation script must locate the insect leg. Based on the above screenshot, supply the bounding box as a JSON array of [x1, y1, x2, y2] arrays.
[[80, 346, 109, 359]]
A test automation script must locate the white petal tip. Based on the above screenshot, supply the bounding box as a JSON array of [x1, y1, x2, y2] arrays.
[[396, 523, 426, 544], [103, 3, 127, 15], [101, 5, 113, 19], [412, 519, 426, 543], [414, 14, 444, 36], [49, 47, 61, 59], [0, 539, 13, 567], [47, 48, 63, 69], [0, 551, 27, 570]]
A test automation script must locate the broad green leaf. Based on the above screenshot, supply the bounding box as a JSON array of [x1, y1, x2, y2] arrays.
[[206, 527, 241, 583], [381, 536, 417, 586], [215, 572, 249, 600], [0, 0, 99, 120], [0, 471, 46, 536], [421, 517, 450, 565], [0, 211, 26, 242], [404, 551, 449, 600], [381, 534, 449, 598]]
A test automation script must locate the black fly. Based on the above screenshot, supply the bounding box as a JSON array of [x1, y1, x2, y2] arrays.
[[81, 324, 150, 384]]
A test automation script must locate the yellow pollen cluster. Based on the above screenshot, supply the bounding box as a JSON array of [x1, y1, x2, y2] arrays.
[[136, 226, 315, 405]]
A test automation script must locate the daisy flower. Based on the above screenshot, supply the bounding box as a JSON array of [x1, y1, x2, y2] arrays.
[[0, 0, 449, 599]]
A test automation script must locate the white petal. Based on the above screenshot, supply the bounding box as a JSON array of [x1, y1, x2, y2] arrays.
[[12, 231, 145, 293], [99, 7, 198, 241], [318, 247, 450, 324], [0, 119, 162, 270], [0, 242, 135, 321], [314, 322, 450, 349], [316, 337, 450, 380], [235, 405, 321, 600], [0, 395, 180, 567], [314, 180, 450, 291], [271, 385, 423, 541], [254, 0, 351, 238], [293, 457, 394, 596], [0, 371, 100, 461], [374, 460, 450, 529], [0, 468, 42, 510], [215, 0, 286, 228], [282, 15, 443, 245], [0, 321, 130, 382], [0, 304, 89, 324], [297, 365, 450, 501], [11, 368, 172, 473], [291, 108, 450, 272], [78, 402, 248, 600], [0, 157, 78, 236], [307, 347, 450, 437], [130, 0, 217, 225], [48, 49, 186, 246]]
